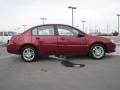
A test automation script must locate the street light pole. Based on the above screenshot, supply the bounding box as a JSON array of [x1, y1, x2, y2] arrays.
[[40, 18, 47, 25], [117, 14, 120, 34], [68, 6, 77, 26], [82, 21, 86, 32], [22, 25, 27, 31]]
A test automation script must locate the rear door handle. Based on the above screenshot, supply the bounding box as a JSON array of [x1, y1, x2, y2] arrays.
[[61, 37, 65, 40]]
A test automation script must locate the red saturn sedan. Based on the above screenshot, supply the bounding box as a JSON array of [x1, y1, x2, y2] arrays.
[[7, 24, 116, 62]]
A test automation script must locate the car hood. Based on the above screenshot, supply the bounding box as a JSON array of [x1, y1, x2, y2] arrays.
[[85, 35, 111, 43]]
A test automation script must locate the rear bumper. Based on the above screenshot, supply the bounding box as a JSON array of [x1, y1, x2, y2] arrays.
[[106, 42, 116, 53], [7, 44, 20, 54]]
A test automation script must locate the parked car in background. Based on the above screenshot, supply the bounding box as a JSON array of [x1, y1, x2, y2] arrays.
[[7, 24, 116, 62], [0, 31, 17, 45]]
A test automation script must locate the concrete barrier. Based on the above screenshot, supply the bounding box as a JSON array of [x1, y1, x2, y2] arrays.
[[103, 36, 120, 44], [0, 43, 7, 47]]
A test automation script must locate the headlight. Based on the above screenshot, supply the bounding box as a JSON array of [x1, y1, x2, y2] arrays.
[[110, 39, 114, 43]]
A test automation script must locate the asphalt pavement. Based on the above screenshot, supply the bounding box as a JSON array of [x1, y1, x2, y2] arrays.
[[0, 46, 120, 90]]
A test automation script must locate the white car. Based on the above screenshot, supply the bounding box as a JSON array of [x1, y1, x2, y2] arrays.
[[0, 31, 17, 45]]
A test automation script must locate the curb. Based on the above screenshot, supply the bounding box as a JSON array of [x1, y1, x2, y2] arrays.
[[116, 43, 120, 45]]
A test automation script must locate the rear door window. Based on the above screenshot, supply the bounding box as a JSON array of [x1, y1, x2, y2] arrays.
[[38, 26, 54, 35], [32, 25, 55, 36]]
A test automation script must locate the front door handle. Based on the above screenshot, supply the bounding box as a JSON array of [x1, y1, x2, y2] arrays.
[[36, 37, 40, 39], [61, 37, 65, 40]]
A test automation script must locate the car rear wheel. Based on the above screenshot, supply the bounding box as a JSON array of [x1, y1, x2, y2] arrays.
[[21, 46, 37, 62], [89, 44, 105, 59]]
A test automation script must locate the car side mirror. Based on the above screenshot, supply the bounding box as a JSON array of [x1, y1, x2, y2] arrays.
[[78, 33, 85, 37]]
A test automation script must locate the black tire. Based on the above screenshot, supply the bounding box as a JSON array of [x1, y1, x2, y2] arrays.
[[21, 46, 38, 62], [89, 44, 105, 59]]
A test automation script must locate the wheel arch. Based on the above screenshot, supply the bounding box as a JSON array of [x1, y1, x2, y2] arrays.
[[19, 44, 38, 54], [89, 42, 108, 53]]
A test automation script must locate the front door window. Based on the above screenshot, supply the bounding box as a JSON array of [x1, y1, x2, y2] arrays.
[[57, 25, 79, 36]]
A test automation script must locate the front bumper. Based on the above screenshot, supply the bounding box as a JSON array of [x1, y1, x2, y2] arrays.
[[106, 42, 116, 53]]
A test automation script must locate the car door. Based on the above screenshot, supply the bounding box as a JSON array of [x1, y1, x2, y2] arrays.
[[57, 25, 88, 55], [31, 25, 58, 55]]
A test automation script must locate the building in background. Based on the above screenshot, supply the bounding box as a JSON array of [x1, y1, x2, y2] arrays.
[[0, 31, 17, 45]]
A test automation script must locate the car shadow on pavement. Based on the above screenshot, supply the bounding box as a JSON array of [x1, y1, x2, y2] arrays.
[[11, 54, 115, 62], [10, 54, 116, 68]]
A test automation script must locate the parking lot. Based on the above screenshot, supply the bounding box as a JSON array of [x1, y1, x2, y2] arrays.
[[0, 45, 120, 90]]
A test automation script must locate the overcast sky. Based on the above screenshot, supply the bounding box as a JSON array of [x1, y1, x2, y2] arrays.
[[0, 0, 120, 33]]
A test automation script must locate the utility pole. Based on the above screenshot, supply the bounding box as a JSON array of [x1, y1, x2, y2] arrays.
[[68, 6, 77, 26], [82, 21, 86, 32], [117, 14, 120, 34]]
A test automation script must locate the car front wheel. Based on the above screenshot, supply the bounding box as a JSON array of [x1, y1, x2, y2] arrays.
[[21, 46, 37, 62], [89, 44, 105, 59]]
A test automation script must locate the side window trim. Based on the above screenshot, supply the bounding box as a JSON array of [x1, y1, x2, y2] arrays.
[[32, 28, 38, 36]]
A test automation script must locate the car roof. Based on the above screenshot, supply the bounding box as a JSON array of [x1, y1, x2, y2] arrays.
[[22, 24, 86, 35], [29, 24, 78, 30]]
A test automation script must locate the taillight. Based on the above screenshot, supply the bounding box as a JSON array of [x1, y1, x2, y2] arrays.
[[13, 37, 17, 44], [8, 35, 21, 45], [8, 36, 16, 44]]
